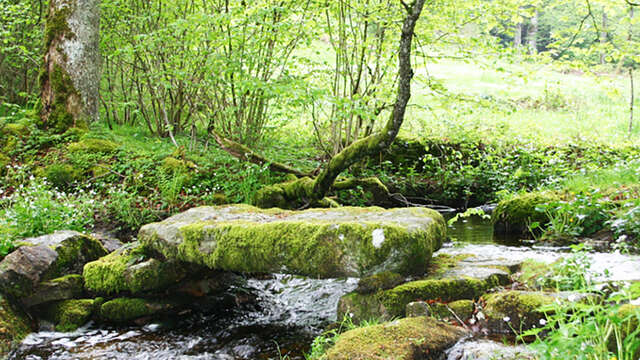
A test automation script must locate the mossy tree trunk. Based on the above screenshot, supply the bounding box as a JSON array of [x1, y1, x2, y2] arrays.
[[217, 0, 426, 208], [40, 0, 100, 133], [309, 0, 426, 202]]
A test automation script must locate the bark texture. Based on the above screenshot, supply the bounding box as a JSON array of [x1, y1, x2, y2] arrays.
[[41, 0, 100, 132]]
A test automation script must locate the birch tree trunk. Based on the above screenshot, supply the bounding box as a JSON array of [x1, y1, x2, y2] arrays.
[[527, 11, 538, 54], [40, 0, 100, 133]]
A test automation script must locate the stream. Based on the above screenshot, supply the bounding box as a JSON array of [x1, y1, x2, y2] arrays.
[[11, 216, 640, 360]]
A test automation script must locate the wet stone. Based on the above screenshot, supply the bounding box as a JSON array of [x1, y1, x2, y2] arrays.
[[445, 339, 536, 360], [138, 205, 446, 278], [0, 246, 58, 298], [21, 274, 84, 308]]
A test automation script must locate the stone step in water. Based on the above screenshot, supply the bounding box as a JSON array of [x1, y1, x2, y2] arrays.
[[138, 205, 446, 278]]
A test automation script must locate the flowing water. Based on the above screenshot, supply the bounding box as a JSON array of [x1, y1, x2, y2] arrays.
[[12, 216, 640, 359]]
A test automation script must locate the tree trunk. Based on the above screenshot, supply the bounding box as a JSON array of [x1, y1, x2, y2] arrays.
[[600, 9, 608, 64], [310, 0, 427, 201], [629, 6, 634, 135], [40, 0, 100, 133], [630, 69, 634, 135], [514, 22, 523, 47], [527, 11, 538, 54]]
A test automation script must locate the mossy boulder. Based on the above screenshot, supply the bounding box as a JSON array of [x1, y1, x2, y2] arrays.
[[492, 192, 560, 235], [482, 290, 598, 334], [406, 299, 474, 321], [0, 231, 106, 298], [24, 230, 108, 276], [0, 295, 33, 356], [83, 243, 187, 295], [0, 153, 9, 175], [356, 272, 404, 294], [161, 157, 196, 173], [338, 255, 511, 324], [339, 273, 507, 324], [324, 316, 468, 360], [138, 205, 446, 278], [22, 274, 84, 307], [98, 297, 176, 323], [42, 164, 82, 188], [1, 123, 29, 137], [67, 138, 118, 153], [42, 299, 97, 332], [253, 177, 339, 209], [0, 246, 59, 298]]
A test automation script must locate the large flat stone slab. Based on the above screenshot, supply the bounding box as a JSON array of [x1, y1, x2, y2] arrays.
[[138, 205, 446, 278]]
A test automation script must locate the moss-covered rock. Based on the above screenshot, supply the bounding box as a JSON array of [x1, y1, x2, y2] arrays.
[[0, 232, 106, 299], [25, 230, 108, 277], [161, 157, 196, 173], [0, 295, 33, 356], [83, 243, 187, 295], [138, 205, 446, 278], [339, 274, 507, 323], [482, 290, 598, 334], [0, 153, 9, 175], [0, 246, 59, 298], [67, 139, 119, 153], [22, 274, 84, 307], [1, 123, 29, 137], [483, 291, 555, 334], [43, 163, 82, 188], [252, 177, 339, 209], [98, 297, 175, 323], [324, 316, 468, 360], [1, 135, 19, 154], [406, 300, 475, 321], [356, 272, 404, 294], [492, 192, 560, 235], [43, 299, 96, 332]]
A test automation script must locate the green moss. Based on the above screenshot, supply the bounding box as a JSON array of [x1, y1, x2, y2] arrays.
[[339, 274, 505, 323], [42, 64, 86, 133], [83, 244, 185, 295], [381, 275, 504, 317], [98, 298, 171, 322], [612, 304, 640, 356], [44, 299, 95, 332], [2, 136, 19, 154], [426, 253, 473, 277], [90, 165, 109, 178], [173, 221, 438, 278], [483, 291, 555, 333], [0, 296, 32, 356], [44, 5, 74, 49], [427, 299, 475, 320], [356, 272, 404, 294], [324, 316, 467, 360], [0, 154, 9, 175], [1, 123, 29, 137], [68, 139, 119, 153], [517, 259, 557, 289], [50, 234, 108, 277], [253, 177, 338, 209], [492, 192, 560, 235], [43, 163, 82, 189]]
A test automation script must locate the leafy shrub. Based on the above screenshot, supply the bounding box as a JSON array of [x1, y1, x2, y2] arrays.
[[532, 191, 611, 241]]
